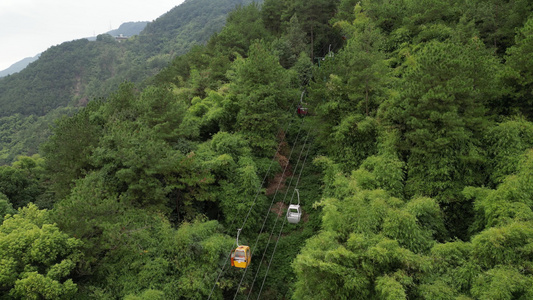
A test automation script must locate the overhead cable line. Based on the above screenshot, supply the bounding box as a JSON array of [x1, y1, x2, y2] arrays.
[[232, 118, 307, 299], [256, 138, 312, 300], [207, 91, 306, 299], [209, 41, 323, 298], [246, 130, 311, 298], [207, 119, 293, 300]]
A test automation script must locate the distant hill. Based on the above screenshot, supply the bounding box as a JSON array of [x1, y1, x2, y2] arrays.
[[0, 54, 40, 77], [0, 0, 254, 118], [0, 0, 256, 164], [86, 21, 149, 41], [138, 0, 255, 56], [107, 21, 149, 38], [1, 22, 148, 78]]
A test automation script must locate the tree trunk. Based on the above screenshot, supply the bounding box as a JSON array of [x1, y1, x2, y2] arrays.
[[176, 191, 181, 222], [365, 78, 369, 116], [310, 23, 314, 61]]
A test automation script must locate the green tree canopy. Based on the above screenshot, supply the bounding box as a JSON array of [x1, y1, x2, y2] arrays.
[[381, 37, 501, 202], [228, 41, 298, 155], [0, 204, 82, 299]]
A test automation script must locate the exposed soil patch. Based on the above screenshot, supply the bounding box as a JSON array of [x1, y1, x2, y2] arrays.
[[302, 210, 309, 223], [265, 130, 293, 196], [271, 201, 288, 217], [266, 152, 293, 195], [277, 130, 290, 157], [77, 97, 89, 107]]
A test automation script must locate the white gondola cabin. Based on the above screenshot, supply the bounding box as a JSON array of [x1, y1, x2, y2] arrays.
[[287, 189, 302, 224], [286, 204, 302, 224]]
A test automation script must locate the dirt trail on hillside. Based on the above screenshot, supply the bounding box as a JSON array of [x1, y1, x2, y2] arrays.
[[266, 130, 292, 196]]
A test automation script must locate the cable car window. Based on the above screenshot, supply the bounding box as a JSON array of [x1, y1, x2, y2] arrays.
[[235, 250, 245, 259]]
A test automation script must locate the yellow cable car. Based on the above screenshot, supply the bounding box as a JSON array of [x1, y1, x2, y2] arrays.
[[231, 229, 251, 268], [231, 245, 251, 269]]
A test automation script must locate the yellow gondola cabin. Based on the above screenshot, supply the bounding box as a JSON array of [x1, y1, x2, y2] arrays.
[[231, 245, 251, 269]]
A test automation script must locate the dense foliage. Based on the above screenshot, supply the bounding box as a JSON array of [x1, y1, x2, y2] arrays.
[[1, 0, 533, 299]]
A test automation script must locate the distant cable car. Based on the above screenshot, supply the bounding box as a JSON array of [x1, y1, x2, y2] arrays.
[[297, 91, 308, 117], [231, 229, 251, 268], [297, 105, 308, 116], [287, 189, 302, 224]]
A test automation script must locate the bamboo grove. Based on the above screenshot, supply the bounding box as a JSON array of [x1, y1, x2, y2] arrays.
[[2, 0, 533, 299]]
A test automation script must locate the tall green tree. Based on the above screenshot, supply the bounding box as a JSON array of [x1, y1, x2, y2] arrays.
[[196, 131, 270, 232], [381, 38, 501, 202], [212, 3, 271, 59], [503, 16, 533, 119], [261, 0, 289, 34], [0, 156, 44, 209], [0, 204, 82, 299], [420, 149, 533, 299], [272, 15, 309, 68], [53, 171, 233, 299], [286, 0, 340, 60], [484, 117, 533, 186], [463, 0, 533, 55], [380, 37, 504, 239], [228, 41, 298, 155], [292, 156, 444, 299], [0, 193, 15, 224], [41, 100, 103, 200], [311, 5, 390, 170]]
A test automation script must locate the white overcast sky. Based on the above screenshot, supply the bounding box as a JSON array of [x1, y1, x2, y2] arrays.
[[0, 0, 185, 70]]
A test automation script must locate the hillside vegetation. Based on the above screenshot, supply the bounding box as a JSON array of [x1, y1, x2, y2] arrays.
[[2, 0, 533, 299], [0, 0, 255, 165]]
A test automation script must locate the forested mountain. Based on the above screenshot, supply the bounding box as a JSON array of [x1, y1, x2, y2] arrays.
[[0, 22, 147, 78], [0, 0, 256, 165], [0, 0, 256, 117], [2, 0, 533, 299]]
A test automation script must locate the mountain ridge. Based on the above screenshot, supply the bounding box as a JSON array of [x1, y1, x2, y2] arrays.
[[0, 0, 255, 118], [0, 54, 40, 77], [0, 21, 150, 78]]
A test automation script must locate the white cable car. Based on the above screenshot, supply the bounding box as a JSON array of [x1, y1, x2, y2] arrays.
[[287, 189, 302, 224]]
